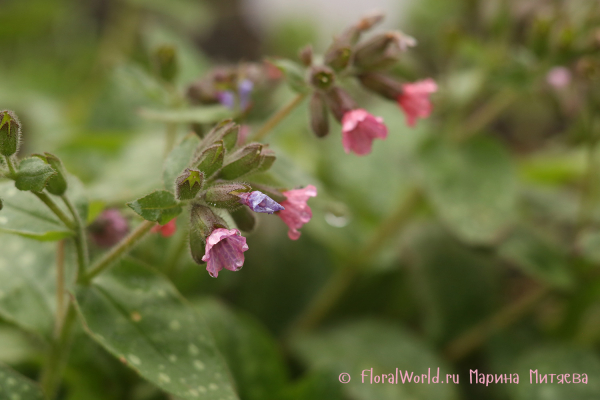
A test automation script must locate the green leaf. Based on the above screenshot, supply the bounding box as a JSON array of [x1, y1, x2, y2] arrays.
[[163, 134, 200, 191], [14, 157, 56, 192], [510, 347, 600, 400], [0, 182, 73, 240], [198, 300, 288, 400], [269, 59, 308, 93], [290, 320, 458, 400], [74, 259, 239, 400], [0, 362, 44, 399], [0, 234, 58, 338], [127, 190, 182, 225], [418, 136, 517, 245], [139, 106, 232, 124], [498, 227, 574, 288]]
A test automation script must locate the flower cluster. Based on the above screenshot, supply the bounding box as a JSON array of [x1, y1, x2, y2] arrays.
[[298, 13, 438, 155]]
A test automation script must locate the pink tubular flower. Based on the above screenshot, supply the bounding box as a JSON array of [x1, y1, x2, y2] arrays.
[[201, 228, 249, 278], [277, 185, 317, 240], [341, 109, 388, 156], [89, 209, 129, 248], [151, 219, 177, 238], [397, 78, 438, 127]]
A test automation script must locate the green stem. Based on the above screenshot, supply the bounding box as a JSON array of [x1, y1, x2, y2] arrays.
[[61, 195, 89, 278], [82, 220, 155, 283], [444, 285, 549, 361], [40, 301, 77, 400], [289, 188, 422, 333], [252, 93, 307, 141], [4, 155, 16, 176], [34, 192, 75, 230], [54, 241, 66, 339], [576, 138, 599, 232]]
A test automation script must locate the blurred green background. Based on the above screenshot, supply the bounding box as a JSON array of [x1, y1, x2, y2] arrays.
[[2, 0, 600, 399]]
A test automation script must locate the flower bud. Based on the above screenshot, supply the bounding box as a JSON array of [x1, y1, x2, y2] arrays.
[[175, 168, 204, 201], [153, 45, 178, 84], [357, 72, 403, 100], [89, 209, 129, 248], [309, 66, 335, 90], [218, 143, 264, 180], [41, 153, 68, 196], [0, 110, 21, 157], [324, 87, 358, 121], [309, 92, 330, 137], [187, 79, 218, 105], [230, 207, 257, 232], [204, 182, 252, 209], [189, 204, 228, 264], [354, 31, 416, 70], [255, 148, 276, 173], [324, 41, 353, 71], [299, 45, 313, 66], [193, 141, 224, 178], [204, 120, 239, 151], [355, 11, 385, 32]]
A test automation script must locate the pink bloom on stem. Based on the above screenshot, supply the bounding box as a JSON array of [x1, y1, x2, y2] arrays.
[[277, 185, 317, 240], [546, 66, 571, 89], [201, 228, 249, 278], [89, 209, 129, 248], [151, 219, 177, 238], [397, 78, 438, 127], [341, 109, 388, 156]]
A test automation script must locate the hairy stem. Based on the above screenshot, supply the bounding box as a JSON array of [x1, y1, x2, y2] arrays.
[[4, 155, 17, 176], [83, 220, 154, 283], [289, 188, 422, 333], [41, 301, 77, 400], [54, 241, 66, 339], [34, 192, 75, 230], [253, 93, 307, 141], [62, 195, 89, 278]]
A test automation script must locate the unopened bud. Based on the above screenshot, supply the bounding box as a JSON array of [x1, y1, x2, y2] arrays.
[[189, 204, 227, 264], [356, 11, 385, 32], [42, 153, 68, 196], [218, 143, 264, 180], [255, 148, 276, 173], [230, 207, 257, 232], [153, 45, 178, 83], [354, 31, 416, 70], [299, 45, 313, 66], [358, 72, 403, 100], [250, 183, 287, 203], [175, 168, 204, 200], [0, 110, 21, 157], [193, 141, 224, 178], [324, 87, 358, 121], [203, 120, 239, 151], [324, 41, 353, 71], [204, 182, 252, 209], [309, 66, 335, 90], [186, 79, 219, 105], [309, 92, 330, 137]]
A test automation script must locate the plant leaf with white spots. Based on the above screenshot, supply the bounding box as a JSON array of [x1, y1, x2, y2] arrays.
[[74, 258, 239, 400], [0, 182, 73, 241], [0, 234, 58, 338], [0, 362, 44, 400]]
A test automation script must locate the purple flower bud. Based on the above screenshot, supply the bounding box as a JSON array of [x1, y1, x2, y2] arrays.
[[217, 91, 236, 109], [238, 191, 284, 214], [89, 209, 129, 248], [238, 79, 254, 110]]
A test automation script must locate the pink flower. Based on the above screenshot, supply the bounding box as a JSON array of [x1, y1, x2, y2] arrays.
[[89, 209, 129, 248], [397, 78, 438, 127], [546, 66, 571, 89], [151, 219, 177, 238], [277, 185, 317, 240], [201, 228, 249, 278], [341, 109, 388, 156]]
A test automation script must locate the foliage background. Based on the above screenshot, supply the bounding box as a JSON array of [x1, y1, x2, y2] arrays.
[[1, 0, 600, 399]]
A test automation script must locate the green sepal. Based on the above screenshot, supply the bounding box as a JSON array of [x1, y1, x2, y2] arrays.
[[175, 168, 204, 201], [193, 141, 224, 178], [204, 182, 252, 210], [14, 157, 56, 192], [218, 143, 264, 180]]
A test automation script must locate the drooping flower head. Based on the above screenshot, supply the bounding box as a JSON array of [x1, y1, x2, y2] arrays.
[[397, 78, 438, 127], [341, 109, 388, 156], [151, 218, 177, 238], [277, 185, 317, 240], [238, 191, 285, 214], [201, 228, 249, 278], [89, 209, 129, 248]]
